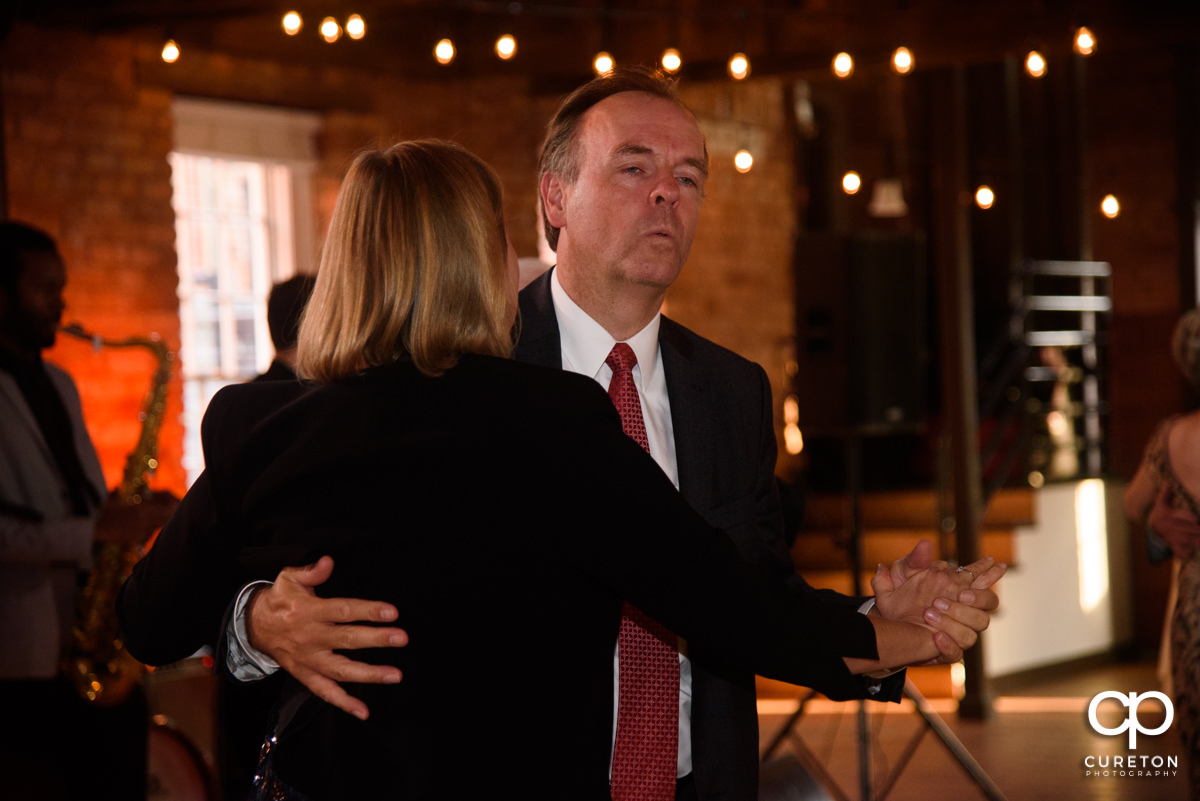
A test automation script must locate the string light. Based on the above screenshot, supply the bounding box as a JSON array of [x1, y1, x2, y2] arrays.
[[892, 46, 914, 74], [496, 34, 517, 60], [1101, 194, 1120, 218], [975, 186, 995, 209], [346, 15, 366, 40], [593, 51, 614, 75], [1075, 26, 1096, 56], [320, 17, 341, 43], [783, 396, 803, 455], [161, 39, 180, 63], [1025, 50, 1046, 78], [435, 38, 456, 64], [661, 48, 682, 74], [734, 149, 754, 173], [842, 171, 861, 194], [728, 52, 750, 80], [832, 52, 854, 78], [282, 12, 302, 36]]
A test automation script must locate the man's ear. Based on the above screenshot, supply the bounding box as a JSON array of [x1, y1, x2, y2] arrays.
[[541, 172, 567, 229]]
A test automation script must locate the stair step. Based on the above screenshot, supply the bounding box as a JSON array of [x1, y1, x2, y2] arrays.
[[801, 486, 1035, 531], [791, 530, 1016, 572]]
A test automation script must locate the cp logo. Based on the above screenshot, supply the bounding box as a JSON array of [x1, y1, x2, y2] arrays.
[[1087, 691, 1174, 749]]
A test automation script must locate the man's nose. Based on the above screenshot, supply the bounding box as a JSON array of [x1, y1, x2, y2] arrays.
[[652, 175, 679, 205]]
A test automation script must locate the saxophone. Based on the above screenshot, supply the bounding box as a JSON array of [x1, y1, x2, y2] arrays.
[[59, 322, 174, 707]]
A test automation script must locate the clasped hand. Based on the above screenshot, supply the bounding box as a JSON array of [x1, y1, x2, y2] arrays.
[[873, 540, 1006, 666]]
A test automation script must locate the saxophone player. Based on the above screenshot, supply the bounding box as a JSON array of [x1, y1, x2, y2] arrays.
[[0, 221, 177, 800]]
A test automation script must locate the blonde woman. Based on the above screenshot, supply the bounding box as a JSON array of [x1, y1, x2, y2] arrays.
[[120, 140, 996, 800]]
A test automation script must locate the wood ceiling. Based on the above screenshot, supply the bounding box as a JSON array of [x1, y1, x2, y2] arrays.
[[6, 0, 1200, 89]]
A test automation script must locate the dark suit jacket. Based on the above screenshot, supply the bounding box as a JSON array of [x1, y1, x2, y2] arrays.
[[119, 353, 883, 800], [516, 269, 899, 800]]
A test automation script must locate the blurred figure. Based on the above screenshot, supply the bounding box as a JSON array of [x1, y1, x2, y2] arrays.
[[255, 274, 317, 383], [1124, 308, 1200, 797], [215, 272, 317, 800], [0, 221, 176, 799]]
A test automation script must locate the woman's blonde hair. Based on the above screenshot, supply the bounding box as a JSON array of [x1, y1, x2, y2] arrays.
[[297, 139, 513, 382]]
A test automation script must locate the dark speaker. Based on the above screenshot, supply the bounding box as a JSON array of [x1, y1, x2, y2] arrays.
[[792, 232, 929, 432]]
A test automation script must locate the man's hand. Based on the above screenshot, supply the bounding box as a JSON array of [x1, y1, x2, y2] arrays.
[[871, 541, 1006, 665], [1149, 485, 1200, 561], [248, 556, 408, 721]]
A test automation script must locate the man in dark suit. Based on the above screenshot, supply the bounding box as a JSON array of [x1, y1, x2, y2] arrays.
[[231, 69, 1001, 800], [252, 274, 316, 384]]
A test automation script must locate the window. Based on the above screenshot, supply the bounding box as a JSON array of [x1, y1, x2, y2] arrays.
[[170, 98, 320, 484]]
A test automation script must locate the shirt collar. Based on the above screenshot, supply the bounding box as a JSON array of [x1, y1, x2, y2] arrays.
[[549, 267, 662, 383]]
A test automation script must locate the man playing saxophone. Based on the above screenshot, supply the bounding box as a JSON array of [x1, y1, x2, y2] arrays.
[[0, 221, 177, 800]]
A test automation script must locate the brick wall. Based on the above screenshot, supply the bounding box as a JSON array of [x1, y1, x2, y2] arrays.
[[3, 24, 184, 497], [3, 20, 1193, 510]]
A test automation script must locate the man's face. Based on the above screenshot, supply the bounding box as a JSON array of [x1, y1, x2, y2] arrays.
[[550, 92, 707, 298], [1, 250, 67, 352]]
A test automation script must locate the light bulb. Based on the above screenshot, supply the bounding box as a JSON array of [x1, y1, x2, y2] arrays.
[[435, 38, 456, 65], [832, 52, 854, 78], [1075, 26, 1096, 56], [728, 52, 750, 80], [734, 149, 754, 173], [1026, 50, 1046, 78], [161, 39, 180, 63], [321, 17, 341, 43], [842, 171, 861, 194], [282, 12, 302, 36], [593, 51, 614, 75], [892, 46, 913, 74], [496, 34, 517, 60], [975, 186, 995, 209], [662, 48, 682, 73], [1101, 194, 1120, 218], [346, 15, 365, 40]]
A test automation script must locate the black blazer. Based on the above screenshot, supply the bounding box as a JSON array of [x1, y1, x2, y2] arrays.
[[516, 269, 899, 800], [119, 354, 882, 800]]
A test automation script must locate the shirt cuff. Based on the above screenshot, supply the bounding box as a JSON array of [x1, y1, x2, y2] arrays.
[[226, 580, 281, 681], [858, 597, 904, 681]]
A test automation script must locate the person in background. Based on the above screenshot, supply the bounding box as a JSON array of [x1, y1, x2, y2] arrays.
[[1124, 308, 1200, 798], [215, 272, 318, 799], [253, 274, 317, 384], [0, 220, 176, 800]]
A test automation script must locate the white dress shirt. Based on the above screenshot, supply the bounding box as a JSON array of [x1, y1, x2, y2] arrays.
[[548, 269, 693, 780]]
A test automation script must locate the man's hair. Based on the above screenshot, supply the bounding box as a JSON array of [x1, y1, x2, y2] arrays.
[[537, 65, 707, 252], [267, 274, 317, 352], [0, 221, 59, 293], [297, 139, 513, 382]]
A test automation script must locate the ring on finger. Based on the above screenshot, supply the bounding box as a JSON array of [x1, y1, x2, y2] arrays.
[[956, 565, 977, 580]]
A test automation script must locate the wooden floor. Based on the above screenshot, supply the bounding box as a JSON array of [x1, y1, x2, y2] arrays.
[[755, 659, 1189, 801]]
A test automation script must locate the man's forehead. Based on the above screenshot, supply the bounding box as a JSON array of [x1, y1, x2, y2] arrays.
[[582, 92, 706, 161]]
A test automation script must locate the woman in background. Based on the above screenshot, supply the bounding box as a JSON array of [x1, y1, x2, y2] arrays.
[[1124, 308, 1200, 797]]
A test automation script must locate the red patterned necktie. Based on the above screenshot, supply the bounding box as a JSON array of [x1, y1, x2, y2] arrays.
[[605, 343, 680, 801]]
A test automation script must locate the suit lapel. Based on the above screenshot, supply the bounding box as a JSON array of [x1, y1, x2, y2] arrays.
[[0, 370, 52, 457], [659, 318, 710, 514], [516, 277, 709, 510], [514, 268, 564, 369]]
